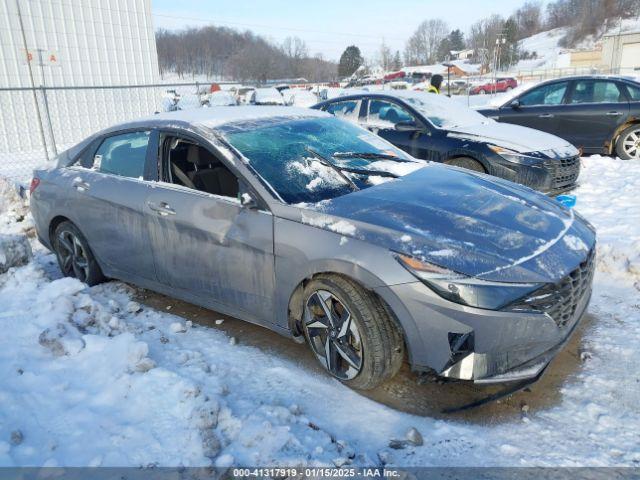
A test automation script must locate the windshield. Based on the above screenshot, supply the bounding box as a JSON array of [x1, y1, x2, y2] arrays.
[[399, 92, 490, 129], [219, 116, 423, 204]]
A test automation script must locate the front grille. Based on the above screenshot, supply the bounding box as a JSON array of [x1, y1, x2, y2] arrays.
[[546, 155, 580, 191], [507, 248, 595, 327]]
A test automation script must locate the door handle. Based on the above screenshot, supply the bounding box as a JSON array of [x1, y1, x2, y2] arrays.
[[147, 201, 176, 216], [538, 113, 554, 118], [606, 111, 623, 116], [72, 178, 90, 192]]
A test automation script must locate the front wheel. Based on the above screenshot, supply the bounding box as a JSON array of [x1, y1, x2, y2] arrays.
[[53, 221, 105, 286], [302, 274, 404, 390], [616, 125, 640, 160], [445, 156, 485, 173]]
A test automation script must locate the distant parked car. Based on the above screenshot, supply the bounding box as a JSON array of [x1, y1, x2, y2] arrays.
[[282, 89, 318, 107], [444, 79, 471, 95], [478, 75, 640, 159], [236, 87, 256, 105], [471, 77, 518, 95], [208, 90, 238, 106], [251, 87, 286, 106], [30, 107, 595, 389], [313, 91, 581, 195]]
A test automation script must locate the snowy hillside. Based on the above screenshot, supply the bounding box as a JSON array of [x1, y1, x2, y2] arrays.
[[1, 157, 640, 467], [514, 16, 640, 71]]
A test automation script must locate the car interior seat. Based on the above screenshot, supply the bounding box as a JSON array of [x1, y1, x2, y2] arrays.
[[186, 144, 238, 198]]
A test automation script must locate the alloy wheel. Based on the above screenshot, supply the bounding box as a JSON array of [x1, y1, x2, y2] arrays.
[[304, 289, 363, 380], [56, 230, 90, 282], [622, 129, 640, 159]]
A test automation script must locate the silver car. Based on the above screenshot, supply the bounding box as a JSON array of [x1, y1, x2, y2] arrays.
[[30, 107, 596, 389]]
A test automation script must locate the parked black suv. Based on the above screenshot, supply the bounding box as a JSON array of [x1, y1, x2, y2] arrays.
[[478, 75, 640, 159], [313, 91, 581, 195]]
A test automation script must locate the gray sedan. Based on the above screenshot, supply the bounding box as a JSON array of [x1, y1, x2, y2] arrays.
[[30, 107, 596, 389]]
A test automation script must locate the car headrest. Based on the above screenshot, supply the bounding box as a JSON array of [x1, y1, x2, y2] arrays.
[[186, 145, 218, 166]]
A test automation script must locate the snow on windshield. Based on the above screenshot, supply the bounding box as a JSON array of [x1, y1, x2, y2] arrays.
[[396, 91, 491, 129], [220, 116, 424, 204], [288, 157, 348, 192]]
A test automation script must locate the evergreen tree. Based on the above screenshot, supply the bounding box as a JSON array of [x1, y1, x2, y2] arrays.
[[338, 45, 364, 78], [449, 29, 465, 52]]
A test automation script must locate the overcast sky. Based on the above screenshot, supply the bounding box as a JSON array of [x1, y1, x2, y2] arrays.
[[152, 0, 543, 61]]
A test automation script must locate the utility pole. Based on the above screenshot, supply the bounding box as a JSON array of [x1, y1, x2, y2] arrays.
[[493, 33, 507, 94], [36, 48, 57, 156], [15, 0, 50, 162]]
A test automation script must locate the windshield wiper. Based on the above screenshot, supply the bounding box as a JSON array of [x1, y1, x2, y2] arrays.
[[305, 147, 359, 191], [336, 167, 399, 178], [332, 152, 413, 163]]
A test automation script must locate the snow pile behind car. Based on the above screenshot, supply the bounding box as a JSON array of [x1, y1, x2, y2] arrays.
[[0, 157, 640, 467]]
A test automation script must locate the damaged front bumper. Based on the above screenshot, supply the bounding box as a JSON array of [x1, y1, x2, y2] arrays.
[[379, 279, 592, 385]]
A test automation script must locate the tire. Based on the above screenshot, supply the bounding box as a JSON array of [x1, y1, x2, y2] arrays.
[[53, 221, 105, 286], [301, 274, 404, 390], [615, 124, 640, 160], [478, 89, 486, 95], [445, 156, 486, 173], [506, 86, 513, 91]]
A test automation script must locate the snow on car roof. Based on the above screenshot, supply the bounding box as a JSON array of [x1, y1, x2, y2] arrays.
[[140, 106, 329, 129]]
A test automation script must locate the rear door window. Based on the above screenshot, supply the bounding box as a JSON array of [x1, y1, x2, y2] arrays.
[[624, 83, 640, 101], [323, 100, 361, 121], [569, 80, 626, 104], [518, 82, 569, 106], [93, 131, 151, 179], [365, 99, 415, 128]]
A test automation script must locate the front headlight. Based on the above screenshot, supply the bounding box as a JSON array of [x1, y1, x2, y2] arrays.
[[488, 145, 543, 166], [395, 253, 541, 310]]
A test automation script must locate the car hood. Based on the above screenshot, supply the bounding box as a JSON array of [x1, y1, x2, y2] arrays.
[[297, 164, 595, 284], [448, 121, 577, 156]]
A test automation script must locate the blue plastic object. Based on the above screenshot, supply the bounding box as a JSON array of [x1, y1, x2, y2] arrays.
[[556, 194, 576, 208]]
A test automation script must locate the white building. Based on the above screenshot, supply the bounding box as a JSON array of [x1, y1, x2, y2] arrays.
[[0, 0, 160, 170]]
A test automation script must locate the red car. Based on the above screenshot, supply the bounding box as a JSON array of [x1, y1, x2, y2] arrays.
[[470, 77, 518, 95]]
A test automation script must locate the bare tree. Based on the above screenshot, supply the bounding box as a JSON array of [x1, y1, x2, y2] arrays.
[[156, 26, 336, 82], [404, 19, 448, 66], [378, 39, 393, 71]]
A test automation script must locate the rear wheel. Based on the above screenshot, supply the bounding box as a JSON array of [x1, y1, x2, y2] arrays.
[[616, 125, 640, 160], [302, 274, 404, 390], [445, 156, 485, 173], [478, 89, 486, 95], [53, 221, 105, 286]]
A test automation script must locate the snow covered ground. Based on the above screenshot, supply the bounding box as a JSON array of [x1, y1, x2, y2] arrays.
[[0, 156, 639, 467]]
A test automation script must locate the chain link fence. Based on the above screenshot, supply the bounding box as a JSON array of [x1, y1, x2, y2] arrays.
[[0, 82, 213, 184]]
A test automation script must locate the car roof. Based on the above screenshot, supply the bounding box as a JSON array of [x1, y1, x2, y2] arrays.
[[114, 106, 329, 132], [531, 74, 639, 85]]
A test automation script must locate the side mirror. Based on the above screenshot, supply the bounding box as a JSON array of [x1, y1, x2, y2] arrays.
[[395, 120, 421, 132], [509, 99, 521, 109], [240, 192, 259, 209]]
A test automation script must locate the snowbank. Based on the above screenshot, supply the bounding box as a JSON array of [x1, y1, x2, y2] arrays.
[[574, 156, 640, 281]]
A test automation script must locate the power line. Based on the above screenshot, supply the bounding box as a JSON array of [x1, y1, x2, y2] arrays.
[[152, 12, 407, 43]]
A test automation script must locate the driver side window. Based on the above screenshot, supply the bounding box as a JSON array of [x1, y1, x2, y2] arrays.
[[365, 100, 415, 128], [519, 82, 568, 106], [162, 136, 239, 199]]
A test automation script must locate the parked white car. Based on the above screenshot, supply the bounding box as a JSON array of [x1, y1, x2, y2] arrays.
[[251, 87, 285, 105], [236, 87, 256, 105], [283, 89, 318, 107], [208, 90, 238, 106]]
